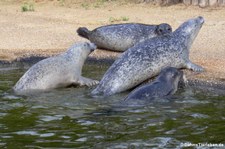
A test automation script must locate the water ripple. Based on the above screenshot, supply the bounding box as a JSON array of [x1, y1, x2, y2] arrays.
[[39, 115, 64, 122], [15, 130, 39, 136]]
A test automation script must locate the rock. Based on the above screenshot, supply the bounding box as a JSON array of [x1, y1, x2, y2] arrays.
[[209, 0, 218, 6], [192, 0, 199, 6], [183, 0, 192, 5], [199, 0, 209, 7], [218, 0, 225, 6]]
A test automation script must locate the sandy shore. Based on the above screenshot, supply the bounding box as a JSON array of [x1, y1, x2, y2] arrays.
[[0, 1, 225, 87]]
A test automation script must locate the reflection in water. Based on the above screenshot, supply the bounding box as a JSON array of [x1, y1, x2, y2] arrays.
[[0, 63, 224, 148]]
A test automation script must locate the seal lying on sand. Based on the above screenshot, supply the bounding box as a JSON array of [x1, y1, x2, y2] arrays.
[[92, 16, 204, 96], [123, 67, 184, 106], [77, 23, 172, 52], [13, 42, 99, 94]]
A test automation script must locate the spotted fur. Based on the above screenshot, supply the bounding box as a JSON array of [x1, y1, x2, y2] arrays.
[[77, 23, 172, 52], [14, 42, 99, 94], [92, 16, 204, 96]]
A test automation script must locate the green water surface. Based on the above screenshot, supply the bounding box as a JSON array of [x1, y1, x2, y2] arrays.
[[0, 63, 224, 149]]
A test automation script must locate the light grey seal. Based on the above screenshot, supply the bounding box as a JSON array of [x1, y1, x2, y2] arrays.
[[92, 16, 204, 96], [77, 23, 172, 52], [123, 67, 184, 105], [13, 42, 99, 94]]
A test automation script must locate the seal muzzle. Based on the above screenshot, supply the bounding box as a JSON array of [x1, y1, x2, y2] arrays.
[[197, 16, 204, 24], [89, 43, 97, 52]]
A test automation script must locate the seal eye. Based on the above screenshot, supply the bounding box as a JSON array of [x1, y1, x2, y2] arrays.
[[169, 72, 176, 79], [159, 29, 163, 33], [84, 42, 89, 47]]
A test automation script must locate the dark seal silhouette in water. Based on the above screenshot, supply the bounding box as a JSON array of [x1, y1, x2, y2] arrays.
[[13, 42, 99, 95], [123, 67, 184, 106], [77, 23, 172, 52], [92, 16, 204, 96]]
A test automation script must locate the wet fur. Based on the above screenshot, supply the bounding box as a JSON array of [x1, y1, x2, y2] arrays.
[[92, 17, 204, 96], [13, 42, 98, 94], [123, 67, 183, 105]]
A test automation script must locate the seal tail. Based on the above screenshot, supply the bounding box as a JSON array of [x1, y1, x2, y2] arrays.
[[77, 27, 90, 39]]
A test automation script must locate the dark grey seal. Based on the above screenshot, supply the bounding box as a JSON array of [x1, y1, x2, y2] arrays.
[[77, 23, 172, 52], [92, 16, 204, 96], [13, 42, 99, 95], [123, 67, 183, 106]]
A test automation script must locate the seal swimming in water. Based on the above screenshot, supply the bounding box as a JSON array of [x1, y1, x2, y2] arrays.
[[13, 42, 99, 94], [123, 67, 184, 106], [92, 16, 204, 96], [77, 23, 172, 52]]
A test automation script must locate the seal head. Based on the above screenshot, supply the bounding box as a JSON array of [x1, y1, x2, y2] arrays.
[[174, 16, 204, 49], [155, 23, 172, 35], [123, 67, 184, 105]]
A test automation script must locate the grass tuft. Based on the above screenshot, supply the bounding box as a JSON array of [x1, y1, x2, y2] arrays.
[[109, 16, 129, 23], [21, 2, 34, 12]]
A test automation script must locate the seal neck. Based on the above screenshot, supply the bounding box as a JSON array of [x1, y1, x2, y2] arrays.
[[173, 18, 203, 51], [64, 47, 90, 68], [173, 30, 194, 47]]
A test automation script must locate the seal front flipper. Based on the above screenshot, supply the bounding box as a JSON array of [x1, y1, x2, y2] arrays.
[[77, 76, 99, 87], [185, 61, 204, 72], [77, 27, 91, 39]]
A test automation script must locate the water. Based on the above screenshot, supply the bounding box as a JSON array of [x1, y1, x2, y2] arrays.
[[0, 62, 224, 148]]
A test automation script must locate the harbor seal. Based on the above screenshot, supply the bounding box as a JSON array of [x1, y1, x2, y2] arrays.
[[13, 42, 99, 94], [123, 67, 184, 106], [92, 16, 204, 96], [77, 23, 172, 52]]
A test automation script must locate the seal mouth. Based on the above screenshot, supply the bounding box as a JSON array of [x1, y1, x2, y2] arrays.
[[89, 43, 97, 52], [90, 47, 96, 52]]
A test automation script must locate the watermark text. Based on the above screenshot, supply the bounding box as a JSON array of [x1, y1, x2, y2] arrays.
[[181, 142, 224, 147]]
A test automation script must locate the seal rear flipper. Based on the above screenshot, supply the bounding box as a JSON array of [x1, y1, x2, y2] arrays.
[[77, 27, 91, 39]]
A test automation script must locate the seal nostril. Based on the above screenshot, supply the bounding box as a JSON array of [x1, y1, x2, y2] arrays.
[[91, 48, 95, 52], [89, 43, 96, 52], [198, 16, 205, 24]]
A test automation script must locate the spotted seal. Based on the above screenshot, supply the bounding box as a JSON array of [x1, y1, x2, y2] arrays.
[[123, 67, 184, 105], [13, 42, 99, 94], [77, 23, 172, 52], [92, 16, 204, 96]]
